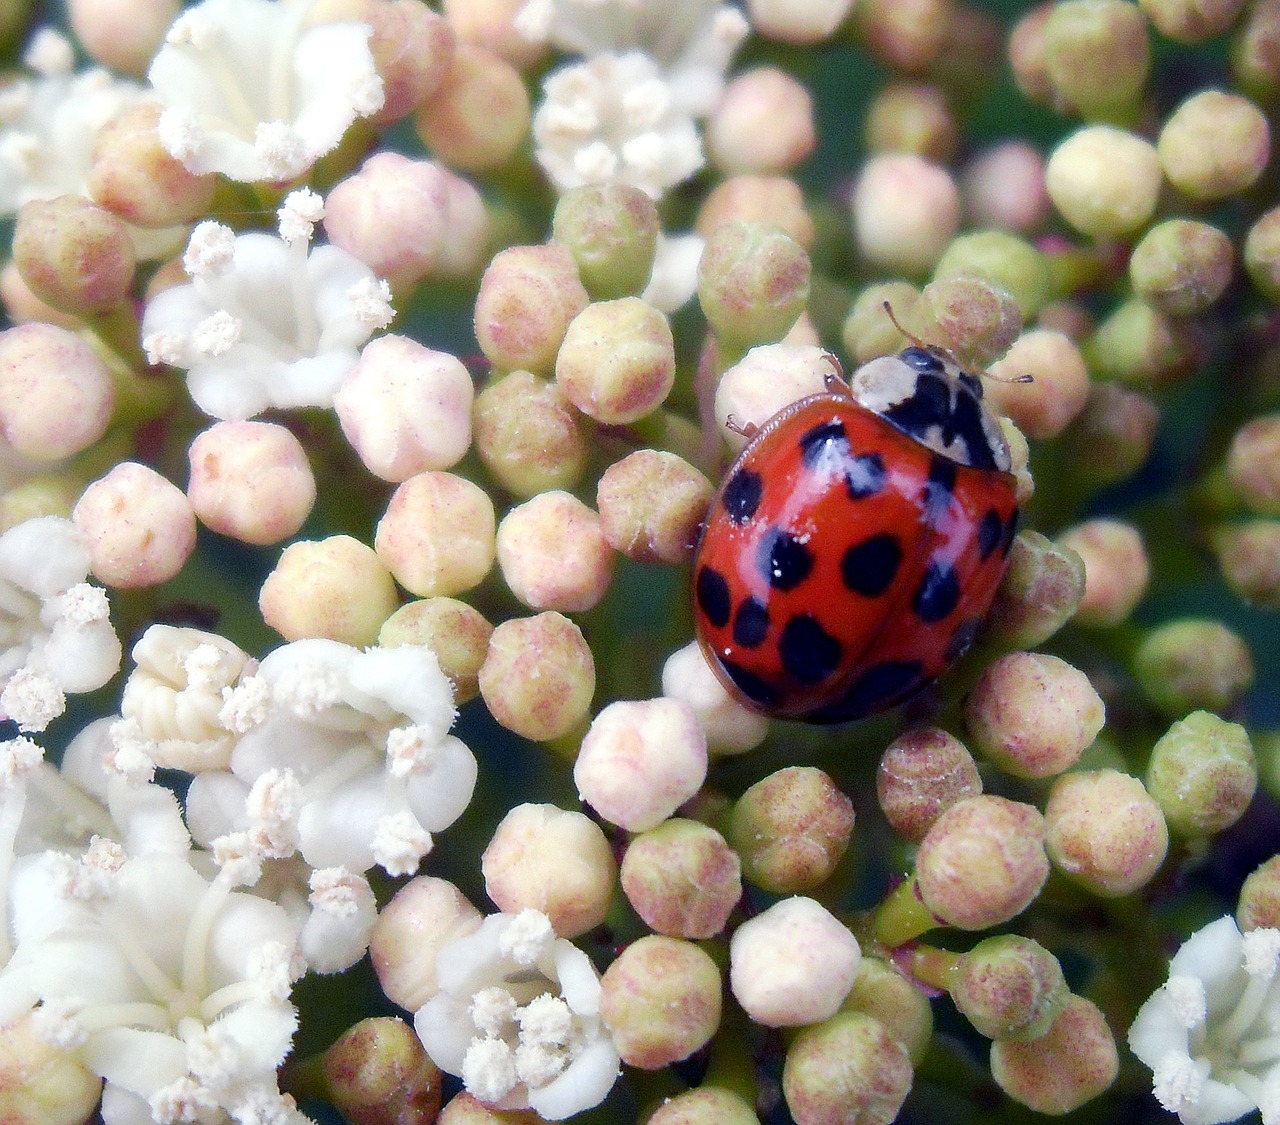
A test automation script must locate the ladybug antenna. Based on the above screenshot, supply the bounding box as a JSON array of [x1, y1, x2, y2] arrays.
[[881, 300, 1034, 386], [881, 301, 933, 352]]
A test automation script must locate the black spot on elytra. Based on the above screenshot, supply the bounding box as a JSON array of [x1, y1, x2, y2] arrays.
[[799, 422, 886, 500], [778, 614, 842, 684], [758, 528, 813, 591], [899, 346, 945, 374], [799, 420, 851, 470], [846, 452, 887, 499], [914, 558, 961, 622], [945, 617, 982, 663], [977, 507, 1004, 560], [841, 533, 903, 598], [720, 657, 778, 707], [722, 468, 763, 525], [809, 659, 925, 723], [921, 456, 956, 527], [732, 596, 770, 648], [695, 566, 731, 628]]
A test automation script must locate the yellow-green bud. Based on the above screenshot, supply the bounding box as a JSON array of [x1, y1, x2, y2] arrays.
[[551, 184, 659, 299], [783, 1012, 913, 1125], [1146, 710, 1256, 836], [1238, 854, 1280, 931], [1212, 521, 1280, 607], [984, 532, 1087, 648], [318, 1017, 442, 1125], [1134, 619, 1254, 716], [951, 934, 1069, 1041], [1045, 126, 1161, 240], [864, 82, 957, 162], [1130, 219, 1234, 317], [379, 598, 492, 704], [1157, 89, 1270, 200], [933, 229, 1050, 321], [1044, 0, 1150, 121], [473, 369, 588, 497]]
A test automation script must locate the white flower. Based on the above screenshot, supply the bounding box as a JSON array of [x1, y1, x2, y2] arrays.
[[147, 0, 384, 183], [0, 517, 122, 733], [414, 909, 621, 1120], [641, 231, 705, 313], [1129, 915, 1280, 1125], [532, 52, 705, 199], [516, 0, 749, 117], [140, 203, 395, 420]]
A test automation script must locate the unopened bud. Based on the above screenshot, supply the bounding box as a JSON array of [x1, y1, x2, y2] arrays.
[[1134, 618, 1254, 716], [621, 818, 742, 939], [319, 1017, 442, 1125], [876, 727, 982, 843], [984, 532, 1086, 648], [951, 934, 1068, 1041], [1146, 710, 1257, 837], [783, 1011, 912, 1125]]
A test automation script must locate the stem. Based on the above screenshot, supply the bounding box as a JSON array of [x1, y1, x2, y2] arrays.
[[868, 875, 939, 948]]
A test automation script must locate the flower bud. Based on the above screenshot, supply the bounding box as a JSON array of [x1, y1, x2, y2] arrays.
[[1043, 0, 1150, 121], [12, 196, 135, 315], [0, 260, 81, 329], [951, 934, 1068, 1041], [965, 653, 1105, 779], [989, 995, 1118, 1113], [1130, 219, 1234, 317], [1227, 414, 1280, 516], [745, 0, 854, 43], [551, 185, 659, 300], [354, 0, 455, 121], [1238, 854, 1280, 931], [375, 471, 496, 597], [600, 936, 722, 1068], [916, 795, 1049, 930], [1139, 0, 1244, 41], [1146, 710, 1257, 836], [596, 450, 712, 565], [782, 1012, 912, 1125], [1212, 520, 1280, 607], [1056, 519, 1149, 626], [864, 82, 956, 162], [496, 491, 613, 612], [842, 282, 921, 365], [697, 221, 811, 353], [1234, 0, 1280, 102], [660, 641, 770, 755], [379, 597, 493, 704], [730, 897, 860, 1027], [474, 243, 589, 375], [319, 1016, 443, 1125], [960, 142, 1050, 234], [371, 876, 483, 1011], [620, 818, 741, 938], [841, 957, 934, 1064], [574, 698, 707, 831], [855, 0, 952, 70], [478, 612, 595, 742], [713, 343, 831, 451], [852, 154, 959, 277], [935, 230, 1050, 323], [983, 330, 1089, 439], [437, 1091, 542, 1123], [646, 1087, 760, 1125], [1045, 126, 1161, 239], [260, 535, 398, 644], [440, 0, 540, 66], [415, 45, 530, 171], [555, 297, 675, 424], [1063, 381, 1159, 486], [696, 175, 815, 249], [473, 369, 588, 496], [186, 421, 315, 545], [984, 532, 1086, 648], [1158, 89, 1270, 200], [1083, 298, 1199, 387], [0, 1013, 102, 1125], [729, 766, 854, 894], [876, 727, 982, 843], [1009, 4, 1055, 106], [1245, 206, 1280, 302], [915, 276, 1021, 368], [69, 0, 178, 75], [708, 67, 817, 174], [0, 323, 114, 461], [1134, 619, 1254, 715]]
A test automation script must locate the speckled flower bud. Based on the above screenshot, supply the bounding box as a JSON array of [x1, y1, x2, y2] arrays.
[[478, 612, 595, 742], [842, 282, 921, 365], [259, 536, 398, 644], [551, 185, 659, 300], [696, 175, 816, 249], [1055, 519, 1149, 626], [853, 153, 959, 277], [473, 369, 588, 497], [1138, 0, 1244, 41], [985, 532, 1086, 648], [1234, 0, 1280, 101], [1083, 298, 1199, 387], [864, 82, 956, 162], [990, 996, 1118, 1114], [73, 462, 195, 588], [555, 297, 675, 424], [1044, 0, 1150, 121], [1045, 769, 1169, 896], [951, 934, 1068, 1041], [319, 1017, 442, 1125], [13, 196, 135, 315], [961, 142, 1051, 235], [415, 45, 530, 171], [1045, 126, 1161, 240], [374, 471, 496, 597], [1238, 854, 1280, 930], [1146, 710, 1256, 836], [982, 330, 1089, 441], [1134, 619, 1254, 715], [186, 421, 315, 545], [474, 243, 589, 374], [660, 642, 770, 755], [1063, 382, 1160, 486], [646, 1087, 760, 1125], [371, 876, 483, 1011], [621, 818, 742, 939], [876, 727, 982, 843], [1130, 219, 1234, 317], [437, 1091, 541, 1123], [856, 0, 952, 70], [841, 957, 934, 1064], [729, 766, 854, 894], [574, 698, 707, 831], [915, 276, 1021, 368], [1158, 89, 1270, 200], [713, 343, 831, 451], [965, 653, 1105, 779], [1009, 4, 1055, 106], [0, 1013, 102, 1125], [596, 450, 712, 565], [731, 897, 860, 1027], [482, 803, 616, 938], [709, 67, 817, 174], [600, 936, 721, 1069], [934, 230, 1050, 322], [697, 221, 811, 354], [344, 0, 454, 122], [87, 101, 216, 228], [1227, 414, 1280, 516], [782, 1011, 912, 1125], [1212, 521, 1280, 607], [496, 490, 613, 612], [379, 598, 492, 704], [1244, 207, 1280, 302], [916, 795, 1049, 930]]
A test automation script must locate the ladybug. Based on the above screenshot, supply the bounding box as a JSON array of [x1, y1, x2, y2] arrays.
[[692, 332, 1021, 724]]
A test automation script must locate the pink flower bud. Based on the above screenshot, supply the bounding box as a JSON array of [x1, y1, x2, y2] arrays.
[[473, 369, 588, 496], [660, 642, 770, 755], [13, 196, 135, 315], [496, 491, 614, 612], [746, 0, 854, 43], [853, 153, 959, 277], [474, 244, 589, 374], [1238, 854, 1280, 931], [415, 46, 531, 172], [1056, 518, 1150, 627], [260, 536, 399, 644], [713, 343, 831, 451], [877, 727, 982, 843], [68, 0, 179, 76], [318, 1016, 443, 1125], [621, 818, 742, 939], [708, 67, 816, 174], [697, 175, 816, 249], [596, 450, 713, 565], [783, 1011, 912, 1125], [951, 934, 1068, 1042], [984, 532, 1086, 648], [985, 330, 1091, 440], [380, 598, 493, 704], [961, 142, 1050, 233]]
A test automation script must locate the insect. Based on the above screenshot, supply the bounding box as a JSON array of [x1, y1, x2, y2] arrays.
[[692, 320, 1022, 723]]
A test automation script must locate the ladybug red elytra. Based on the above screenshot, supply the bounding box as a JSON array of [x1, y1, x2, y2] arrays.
[[692, 333, 1021, 724]]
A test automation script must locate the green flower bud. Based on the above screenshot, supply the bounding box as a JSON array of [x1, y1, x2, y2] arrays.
[[865, 82, 957, 162], [841, 957, 935, 1064], [876, 727, 982, 844], [1044, 0, 1150, 121], [1062, 381, 1160, 486], [319, 1017, 442, 1125], [951, 934, 1069, 1041], [646, 1087, 760, 1125], [984, 531, 1087, 648], [1238, 854, 1280, 931], [1158, 89, 1270, 200], [783, 1012, 913, 1125], [916, 275, 1022, 367], [620, 818, 742, 939], [473, 369, 588, 497], [933, 229, 1050, 321], [1212, 521, 1280, 607], [1232, 0, 1280, 102], [1244, 206, 1280, 302], [1137, 0, 1244, 43], [842, 281, 922, 364], [1227, 414, 1280, 516], [1135, 619, 1255, 716], [1045, 126, 1161, 240], [1083, 298, 1200, 387], [379, 597, 493, 704], [1146, 710, 1257, 836], [1130, 219, 1234, 317], [551, 184, 659, 299], [13, 195, 136, 315]]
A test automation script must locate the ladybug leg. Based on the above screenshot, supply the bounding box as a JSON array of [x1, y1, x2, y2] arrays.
[[724, 415, 758, 438], [820, 352, 852, 397]]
